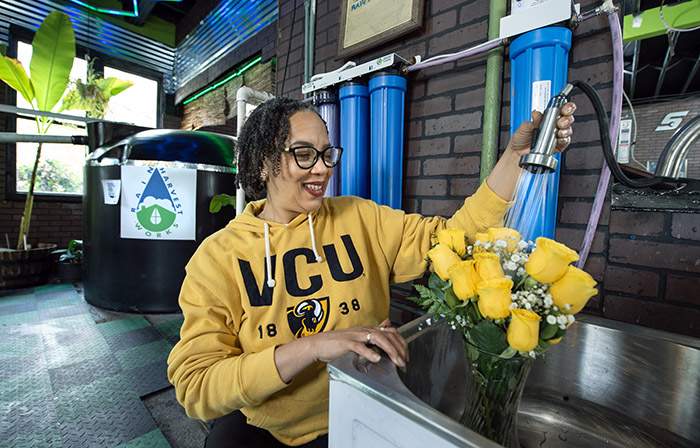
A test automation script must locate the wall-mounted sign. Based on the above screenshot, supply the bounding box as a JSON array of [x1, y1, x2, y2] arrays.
[[338, 0, 424, 59], [655, 110, 689, 131], [120, 166, 196, 240]]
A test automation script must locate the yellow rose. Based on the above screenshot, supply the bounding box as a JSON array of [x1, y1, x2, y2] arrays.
[[487, 227, 521, 251], [437, 228, 467, 257], [507, 308, 541, 351], [474, 252, 504, 281], [448, 260, 480, 301], [525, 237, 580, 283], [549, 266, 598, 314], [428, 243, 462, 281], [476, 278, 513, 319]]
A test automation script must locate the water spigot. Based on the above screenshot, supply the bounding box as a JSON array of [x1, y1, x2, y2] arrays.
[[519, 83, 575, 173]]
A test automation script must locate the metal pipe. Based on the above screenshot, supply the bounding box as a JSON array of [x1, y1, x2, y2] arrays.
[[0, 104, 95, 123], [405, 38, 506, 73], [654, 115, 700, 178], [480, 0, 507, 182], [0, 132, 86, 144]]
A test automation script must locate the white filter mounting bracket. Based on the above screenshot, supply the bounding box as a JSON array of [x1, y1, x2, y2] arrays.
[[500, 0, 580, 39], [301, 53, 410, 95]]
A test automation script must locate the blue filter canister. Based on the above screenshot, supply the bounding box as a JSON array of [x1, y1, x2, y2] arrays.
[[369, 72, 407, 209], [339, 81, 370, 198], [314, 89, 341, 197], [509, 27, 572, 240]]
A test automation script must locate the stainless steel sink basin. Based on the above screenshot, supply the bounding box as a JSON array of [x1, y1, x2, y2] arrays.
[[328, 315, 700, 447]]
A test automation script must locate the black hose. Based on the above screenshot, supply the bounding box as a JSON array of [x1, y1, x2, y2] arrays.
[[569, 80, 665, 188]]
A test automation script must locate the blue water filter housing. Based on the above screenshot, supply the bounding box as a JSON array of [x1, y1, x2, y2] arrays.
[[509, 27, 572, 240], [339, 82, 370, 198], [369, 73, 407, 209], [314, 90, 341, 197]]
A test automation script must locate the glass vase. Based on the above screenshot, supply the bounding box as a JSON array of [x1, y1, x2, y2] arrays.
[[459, 340, 534, 448]]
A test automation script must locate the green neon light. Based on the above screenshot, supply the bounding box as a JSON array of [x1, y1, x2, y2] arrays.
[[70, 0, 139, 17], [183, 56, 263, 105]]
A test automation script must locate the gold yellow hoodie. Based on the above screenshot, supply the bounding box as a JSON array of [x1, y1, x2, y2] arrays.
[[167, 182, 508, 446]]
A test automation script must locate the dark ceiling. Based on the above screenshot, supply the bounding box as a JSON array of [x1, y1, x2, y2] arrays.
[[622, 0, 700, 103]]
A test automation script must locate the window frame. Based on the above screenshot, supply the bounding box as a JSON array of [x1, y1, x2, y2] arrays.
[[3, 24, 163, 203]]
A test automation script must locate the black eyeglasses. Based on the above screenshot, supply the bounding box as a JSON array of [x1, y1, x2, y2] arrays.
[[282, 146, 343, 169]]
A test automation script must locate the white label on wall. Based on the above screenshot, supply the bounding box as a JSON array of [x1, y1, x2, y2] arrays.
[[617, 118, 632, 163], [531, 80, 551, 113], [120, 166, 196, 240], [102, 179, 121, 205]]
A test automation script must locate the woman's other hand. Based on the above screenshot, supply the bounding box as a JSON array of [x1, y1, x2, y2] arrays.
[[274, 318, 409, 383]]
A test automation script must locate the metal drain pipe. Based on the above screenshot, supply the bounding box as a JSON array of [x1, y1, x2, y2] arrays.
[[480, 0, 507, 183]]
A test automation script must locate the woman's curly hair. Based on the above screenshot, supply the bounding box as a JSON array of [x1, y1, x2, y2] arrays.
[[237, 97, 319, 199]]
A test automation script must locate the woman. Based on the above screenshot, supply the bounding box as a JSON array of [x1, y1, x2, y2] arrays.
[[167, 97, 575, 447]]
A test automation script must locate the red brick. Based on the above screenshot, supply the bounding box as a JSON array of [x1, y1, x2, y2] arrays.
[[603, 295, 700, 338], [406, 137, 450, 157], [554, 227, 605, 255], [559, 200, 610, 226], [454, 133, 482, 154], [458, 1, 489, 23], [425, 69, 485, 96], [408, 96, 453, 119], [455, 87, 486, 111], [571, 31, 612, 64], [559, 174, 606, 198], [403, 198, 419, 214], [449, 177, 480, 197], [424, 10, 457, 35], [604, 265, 659, 297], [405, 179, 447, 196], [568, 60, 614, 90], [423, 156, 480, 176], [665, 275, 700, 305], [608, 239, 700, 273], [407, 120, 422, 139], [563, 141, 605, 171], [671, 214, 700, 242], [431, 0, 466, 14], [609, 210, 664, 237], [405, 159, 421, 177], [577, 253, 606, 281], [425, 111, 482, 136]]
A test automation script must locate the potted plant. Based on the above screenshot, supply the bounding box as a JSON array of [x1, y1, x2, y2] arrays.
[[0, 11, 75, 288], [0, 11, 131, 289], [52, 239, 83, 283]]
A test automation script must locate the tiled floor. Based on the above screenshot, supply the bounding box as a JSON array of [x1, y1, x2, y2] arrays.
[[0, 283, 198, 447]]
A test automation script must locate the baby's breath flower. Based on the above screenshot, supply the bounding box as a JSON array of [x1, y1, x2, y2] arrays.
[[546, 315, 557, 325], [557, 315, 568, 325], [528, 350, 536, 359], [511, 254, 521, 263], [567, 314, 575, 323], [565, 304, 571, 311]]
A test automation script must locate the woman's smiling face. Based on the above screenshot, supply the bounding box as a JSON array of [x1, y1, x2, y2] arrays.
[[263, 110, 332, 224]]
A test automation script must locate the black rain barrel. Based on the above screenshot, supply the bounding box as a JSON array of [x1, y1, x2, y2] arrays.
[[83, 126, 237, 313]]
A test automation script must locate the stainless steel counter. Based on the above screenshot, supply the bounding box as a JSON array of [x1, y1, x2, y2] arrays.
[[328, 315, 700, 447]]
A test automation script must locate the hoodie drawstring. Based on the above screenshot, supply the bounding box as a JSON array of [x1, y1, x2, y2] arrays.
[[263, 222, 276, 288], [308, 213, 323, 263], [262, 213, 323, 289]]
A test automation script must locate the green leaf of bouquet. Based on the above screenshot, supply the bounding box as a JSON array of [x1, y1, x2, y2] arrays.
[[499, 346, 517, 359], [0, 56, 34, 103], [470, 320, 508, 355], [445, 287, 459, 312], [428, 272, 448, 291], [540, 323, 559, 340]]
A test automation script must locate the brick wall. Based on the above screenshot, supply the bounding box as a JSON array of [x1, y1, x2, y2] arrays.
[[275, 0, 700, 337], [0, 85, 82, 251], [621, 97, 700, 179]]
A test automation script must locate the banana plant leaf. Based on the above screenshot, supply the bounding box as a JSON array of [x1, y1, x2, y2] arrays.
[[0, 56, 34, 103], [100, 77, 133, 101], [29, 10, 75, 112]]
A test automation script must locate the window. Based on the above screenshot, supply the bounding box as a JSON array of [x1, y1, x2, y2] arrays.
[[11, 40, 160, 198]]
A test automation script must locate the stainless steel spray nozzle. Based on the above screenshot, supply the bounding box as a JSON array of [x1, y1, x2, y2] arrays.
[[519, 83, 574, 173]]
